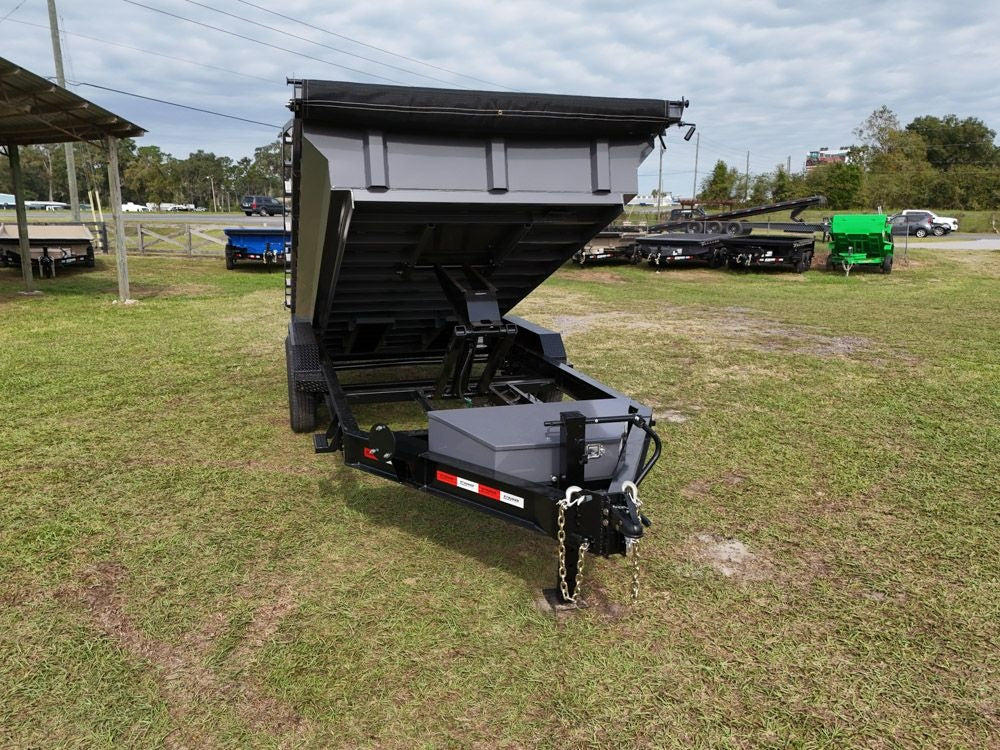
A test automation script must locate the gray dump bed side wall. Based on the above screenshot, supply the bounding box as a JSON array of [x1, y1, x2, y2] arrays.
[[293, 123, 654, 322]]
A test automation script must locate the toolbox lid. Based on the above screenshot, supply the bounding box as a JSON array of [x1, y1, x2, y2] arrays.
[[428, 398, 635, 451]]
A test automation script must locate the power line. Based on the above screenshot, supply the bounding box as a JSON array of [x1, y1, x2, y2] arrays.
[[180, 0, 461, 88], [122, 0, 410, 85], [0, 0, 29, 25], [233, 0, 516, 91], [6, 18, 275, 83], [68, 80, 282, 129]]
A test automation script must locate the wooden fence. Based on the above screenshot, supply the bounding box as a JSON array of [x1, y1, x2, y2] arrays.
[[132, 223, 227, 258]]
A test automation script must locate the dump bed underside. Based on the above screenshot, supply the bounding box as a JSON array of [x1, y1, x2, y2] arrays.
[[314, 201, 620, 361]]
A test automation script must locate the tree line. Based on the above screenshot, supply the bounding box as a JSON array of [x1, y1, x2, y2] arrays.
[[3, 107, 997, 212], [697, 108, 999, 210], [0, 138, 283, 210]]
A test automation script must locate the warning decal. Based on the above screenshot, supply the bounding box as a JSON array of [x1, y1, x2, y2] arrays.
[[435, 470, 525, 509]]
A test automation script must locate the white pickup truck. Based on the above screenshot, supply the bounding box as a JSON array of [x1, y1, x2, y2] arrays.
[[901, 209, 958, 235], [121, 202, 149, 212]]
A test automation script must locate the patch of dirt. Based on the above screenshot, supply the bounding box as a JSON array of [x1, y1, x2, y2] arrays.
[[681, 471, 746, 499], [557, 269, 628, 284], [130, 283, 218, 299], [61, 561, 307, 741], [687, 533, 774, 581]]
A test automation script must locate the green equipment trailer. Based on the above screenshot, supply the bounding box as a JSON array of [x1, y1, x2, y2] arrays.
[[827, 214, 894, 274]]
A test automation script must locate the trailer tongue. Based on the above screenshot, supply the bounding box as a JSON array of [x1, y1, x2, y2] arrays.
[[285, 80, 688, 605]]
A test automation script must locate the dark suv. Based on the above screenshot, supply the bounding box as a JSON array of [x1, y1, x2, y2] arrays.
[[887, 213, 933, 238], [240, 195, 283, 216]]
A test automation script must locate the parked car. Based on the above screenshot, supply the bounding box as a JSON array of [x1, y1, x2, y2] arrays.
[[121, 202, 149, 212], [888, 213, 933, 238], [240, 195, 283, 216], [900, 209, 957, 235]]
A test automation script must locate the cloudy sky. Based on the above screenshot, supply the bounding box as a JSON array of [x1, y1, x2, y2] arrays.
[[4, 0, 998, 196]]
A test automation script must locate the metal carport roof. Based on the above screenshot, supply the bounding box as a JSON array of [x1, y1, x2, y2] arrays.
[[0, 56, 144, 144], [1, 55, 144, 299]]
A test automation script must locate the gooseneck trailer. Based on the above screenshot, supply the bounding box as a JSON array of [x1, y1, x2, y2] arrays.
[[284, 80, 688, 604]]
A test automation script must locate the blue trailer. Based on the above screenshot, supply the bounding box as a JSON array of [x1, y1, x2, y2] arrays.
[[223, 227, 287, 270]]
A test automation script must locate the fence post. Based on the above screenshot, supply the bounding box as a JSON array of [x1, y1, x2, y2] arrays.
[[100, 223, 109, 255], [187, 225, 193, 256], [137, 223, 144, 255]]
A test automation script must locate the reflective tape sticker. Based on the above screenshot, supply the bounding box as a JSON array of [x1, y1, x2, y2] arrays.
[[500, 491, 525, 509], [436, 470, 525, 509], [436, 470, 458, 486], [363, 447, 378, 460]]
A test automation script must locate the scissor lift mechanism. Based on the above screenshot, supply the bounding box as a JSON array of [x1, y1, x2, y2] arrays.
[[284, 80, 688, 604]]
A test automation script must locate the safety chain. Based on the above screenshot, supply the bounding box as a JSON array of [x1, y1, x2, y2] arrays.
[[557, 486, 589, 605], [623, 481, 643, 605]]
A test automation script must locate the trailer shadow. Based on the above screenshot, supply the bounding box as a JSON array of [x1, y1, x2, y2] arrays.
[[323, 475, 553, 592]]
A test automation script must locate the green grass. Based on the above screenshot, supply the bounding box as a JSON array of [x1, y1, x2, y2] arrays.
[[1, 250, 998, 748]]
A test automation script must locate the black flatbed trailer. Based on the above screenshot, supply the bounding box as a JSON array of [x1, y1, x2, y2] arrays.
[[636, 232, 726, 268], [283, 80, 690, 605], [571, 229, 644, 265], [722, 234, 815, 272], [653, 195, 829, 236]]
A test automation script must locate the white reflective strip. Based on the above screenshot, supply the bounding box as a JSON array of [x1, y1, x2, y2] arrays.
[[500, 491, 525, 509], [457, 477, 478, 492]]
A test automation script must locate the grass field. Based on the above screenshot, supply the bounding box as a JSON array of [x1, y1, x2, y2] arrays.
[[1, 248, 998, 748]]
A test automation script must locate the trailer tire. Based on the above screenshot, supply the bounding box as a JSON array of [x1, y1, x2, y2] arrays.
[[225, 251, 236, 270], [85, 245, 95, 268], [706, 221, 723, 234], [725, 221, 741, 236], [881, 255, 893, 274], [286, 337, 317, 433]]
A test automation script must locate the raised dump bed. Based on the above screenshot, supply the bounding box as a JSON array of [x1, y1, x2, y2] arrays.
[[637, 232, 727, 268], [284, 79, 689, 604], [721, 234, 816, 272]]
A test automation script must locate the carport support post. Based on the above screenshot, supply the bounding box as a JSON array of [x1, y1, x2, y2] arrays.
[[7, 143, 35, 294], [106, 135, 131, 302]]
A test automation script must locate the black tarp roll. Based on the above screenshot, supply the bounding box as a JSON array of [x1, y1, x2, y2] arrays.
[[295, 80, 687, 138]]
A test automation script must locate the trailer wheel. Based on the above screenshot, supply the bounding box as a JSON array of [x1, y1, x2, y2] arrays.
[[881, 255, 893, 274], [85, 245, 95, 268], [725, 222, 742, 236], [286, 337, 317, 433], [706, 221, 723, 234], [225, 253, 236, 270]]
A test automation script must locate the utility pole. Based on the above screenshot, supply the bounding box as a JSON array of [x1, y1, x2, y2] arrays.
[[47, 0, 81, 222], [786, 155, 791, 174], [691, 132, 700, 201], [207, 175, 217, 212], [744, 149, 750, 203], [656, 141, 665, 224]]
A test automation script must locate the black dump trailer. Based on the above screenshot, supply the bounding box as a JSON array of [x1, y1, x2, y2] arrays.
[[284, 80, 689, 604], [636, 232, 727, 268], [721, 234, 815, 272]]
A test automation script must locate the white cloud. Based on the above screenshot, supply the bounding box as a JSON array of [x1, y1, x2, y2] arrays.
[[3, 0, 998, 196]]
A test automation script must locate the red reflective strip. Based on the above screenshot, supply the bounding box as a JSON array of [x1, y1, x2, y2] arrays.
[[363, 447, 377, 460], [436, 470, 458, 486], [478, 484, 500, 500]]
